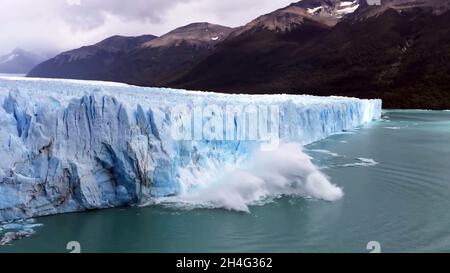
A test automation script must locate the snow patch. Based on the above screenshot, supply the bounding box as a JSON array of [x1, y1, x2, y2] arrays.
[[340, 1, 357, 7], [307, 6, 323, 14], [337, 4, 359, 14], [336, 1, 360, 18], [0, 54, 18, 65]]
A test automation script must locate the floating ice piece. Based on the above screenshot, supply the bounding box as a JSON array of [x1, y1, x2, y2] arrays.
[[338, 158, 379, 167]]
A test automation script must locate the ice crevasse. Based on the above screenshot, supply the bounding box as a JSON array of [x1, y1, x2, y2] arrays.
[[0, 77, 381, 221]]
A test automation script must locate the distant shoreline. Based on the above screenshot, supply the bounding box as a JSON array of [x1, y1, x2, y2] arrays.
[[1, 75, 448, 112], [0, 73, 26, 77]]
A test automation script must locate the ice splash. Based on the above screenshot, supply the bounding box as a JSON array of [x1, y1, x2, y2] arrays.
[[156, 143, 344, 212]]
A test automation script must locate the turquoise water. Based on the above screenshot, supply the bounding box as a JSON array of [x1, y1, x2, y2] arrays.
[[1, 110, 450, 253]]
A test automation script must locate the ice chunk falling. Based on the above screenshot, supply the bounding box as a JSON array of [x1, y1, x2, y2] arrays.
[[0, 77, 381, 221]]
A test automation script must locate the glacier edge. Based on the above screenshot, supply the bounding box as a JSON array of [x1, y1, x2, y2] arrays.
[[0, 77, 381, 222]]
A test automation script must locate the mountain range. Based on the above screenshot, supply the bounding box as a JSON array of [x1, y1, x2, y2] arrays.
[[0, 48, 48, 74], [27, 0, 450, 109]]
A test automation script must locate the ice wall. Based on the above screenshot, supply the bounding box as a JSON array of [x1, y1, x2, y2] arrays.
[[0, 77, 381, 221]]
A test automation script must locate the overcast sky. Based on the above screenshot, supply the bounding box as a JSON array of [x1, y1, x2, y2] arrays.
[[0, 0, 296, 56]]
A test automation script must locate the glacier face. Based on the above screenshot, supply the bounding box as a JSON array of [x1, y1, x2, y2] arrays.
[[0, 77, 381, 222]]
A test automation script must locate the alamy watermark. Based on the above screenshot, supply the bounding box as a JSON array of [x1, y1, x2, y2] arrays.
[[170, 102, 280, 151], [64, 240, 382, 253], [66, 241, 81, 253], [367, 241, 381, 253]]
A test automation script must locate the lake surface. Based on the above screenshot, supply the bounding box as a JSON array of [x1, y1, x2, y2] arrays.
[[1, 110, 450, 253]]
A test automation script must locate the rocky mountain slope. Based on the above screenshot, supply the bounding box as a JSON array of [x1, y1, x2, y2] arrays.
[[171, 0, 450, 109], [28, 23, 233, 86], [27, 0, 450, 109], [0, 48, 45, 74], [28, 35, 157, 80], [106, 23, 234, 86]]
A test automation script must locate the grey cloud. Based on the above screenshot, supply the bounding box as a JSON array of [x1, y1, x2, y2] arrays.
[[0, 0, 295, 55], [61, 0, 192, 30]]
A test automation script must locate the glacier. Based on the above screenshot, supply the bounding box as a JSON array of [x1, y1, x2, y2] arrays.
[[0, 76, 381, 222]]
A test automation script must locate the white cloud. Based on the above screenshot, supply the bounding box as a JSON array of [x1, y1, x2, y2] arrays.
[[66, 0, 81, 6], [0, 0, 296, 55]]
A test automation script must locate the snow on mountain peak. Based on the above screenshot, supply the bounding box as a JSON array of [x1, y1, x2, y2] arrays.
[[0, 54, 18, 65], [336, 1, 360, 17], [142, 23, 233, 48], [230, 0, 363, 37], [307, 6, 324, 14], [340, 1, 357, 7], [0, 49, 45, 74]]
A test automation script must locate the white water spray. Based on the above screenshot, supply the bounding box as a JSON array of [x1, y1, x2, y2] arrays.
[[157, 143, 344, 212]]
